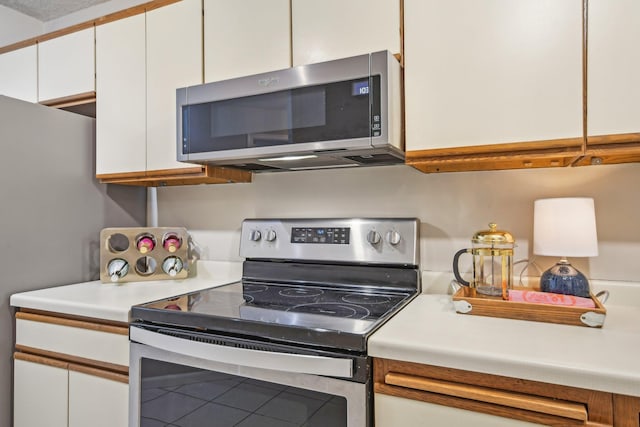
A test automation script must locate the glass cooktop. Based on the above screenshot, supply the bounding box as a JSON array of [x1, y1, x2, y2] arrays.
[[131, 281, 415, 353]]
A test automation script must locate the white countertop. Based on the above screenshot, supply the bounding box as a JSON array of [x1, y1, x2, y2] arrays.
[[10, 261, 242, 323], [369, 285, 640, 397], [12, 262, 640, 396]]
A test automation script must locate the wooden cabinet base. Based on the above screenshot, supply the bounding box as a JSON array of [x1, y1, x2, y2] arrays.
[[97, 165, 252, 186], [613, 395, 640, 427], [374, 358, 614, 425], [406, 138, 583, 173]]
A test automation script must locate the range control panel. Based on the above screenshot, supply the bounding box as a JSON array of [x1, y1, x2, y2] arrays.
[[291, 227, 350, 244], [240, 218, 419, 266]]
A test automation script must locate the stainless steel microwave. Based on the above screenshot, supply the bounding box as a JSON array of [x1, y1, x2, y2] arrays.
[[176, 51, 403, 172]]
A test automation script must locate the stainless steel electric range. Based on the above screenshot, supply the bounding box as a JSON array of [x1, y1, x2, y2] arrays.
[[129, 218, 420, 427]]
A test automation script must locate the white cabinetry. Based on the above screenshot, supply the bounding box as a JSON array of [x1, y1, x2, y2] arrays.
[[96, 14, 146, 175], [13, 312, 129, 427], [38, 28, 95, 103], [291, 0, 400, 66], [204, 0, 290, 82], [95, 1, 250, 186], [0, 45, 38, 102], [586, 0, 640, 141], [376, 394, 541, 426], [374, 358, 615, 425], [14, 358, 68, 427], [404, 0, 584, 172], [146, 0, 203, 171], [68, 370, 128, 427], [96, 1, 200, 175]]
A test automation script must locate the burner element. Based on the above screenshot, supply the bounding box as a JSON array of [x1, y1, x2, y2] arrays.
[[243, 284, 268, 294], [279, 288, 324, 298], [342, 294, 392, 305], [288, 303, 371, 319]]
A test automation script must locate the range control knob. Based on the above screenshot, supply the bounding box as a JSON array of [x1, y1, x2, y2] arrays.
[[386, 230, 402, 246], [265, 229, 277, 242], [367, 230, 382, 245], [249, 230, 262, 242]]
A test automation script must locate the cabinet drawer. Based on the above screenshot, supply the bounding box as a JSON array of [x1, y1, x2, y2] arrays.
[[15, 313, 129, 368], [374, 358, 613, 425]]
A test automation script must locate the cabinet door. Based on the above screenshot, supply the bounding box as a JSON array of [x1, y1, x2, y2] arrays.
[[14, 357, 68, 427], [376, 394, 543, 426], [146, 0, 203, 172], [404, 0, 583, 151], [95, 14, 147, 175], [68, 369, 128, 427], [613, 394, 640, 427], [38, 28, 95, 102], [587, 0, 640, 141], [291, 0, 400, 66], [0, 45, 37, 102], [204, 0, 290, 82]]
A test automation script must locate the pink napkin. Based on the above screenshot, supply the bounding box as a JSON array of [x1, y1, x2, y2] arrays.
[[508, 289, 596, 308]]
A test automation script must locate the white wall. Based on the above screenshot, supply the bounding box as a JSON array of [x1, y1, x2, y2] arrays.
[[157, 162, 640, 283], [0, 6, 42, 46]]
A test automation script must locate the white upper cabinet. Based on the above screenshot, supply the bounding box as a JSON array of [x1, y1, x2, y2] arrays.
[[587, 0, 640, 139], [38, 28, 95, 102], [95, 14, 147, 175], [0, 45, 37, 102], [146, 0, 203, 171], [204, 0, 290, 82], [404, 0, 583, 151], [291, 0, 400, 66]]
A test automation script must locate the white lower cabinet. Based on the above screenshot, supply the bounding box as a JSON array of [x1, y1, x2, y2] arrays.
[[13, 311, 130, 427], [375, 394, 541, 426], [14, 358, 68, 427], [69, 370, 128, 427]]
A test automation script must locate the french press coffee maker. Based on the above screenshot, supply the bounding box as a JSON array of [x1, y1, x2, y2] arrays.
[[453, 223, 515, 299]]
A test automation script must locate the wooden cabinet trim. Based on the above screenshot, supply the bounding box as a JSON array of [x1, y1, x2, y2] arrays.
[[69, 363, 129, 384], [97, 165, 252, 186], [39, 91, 96, 108], [374, 358, 614, 425], [14, 351, 69, 370], [405, 138, 584, 173], [0, 0, 180, 54], [406, 138, 584, 162], [587, 133, 640, 147], [15, 344, 128, 375], [16, 311, 129, 335], [384, 371, 587, 421]]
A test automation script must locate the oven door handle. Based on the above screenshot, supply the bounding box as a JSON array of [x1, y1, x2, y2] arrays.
[[130, 327, 354, 378]]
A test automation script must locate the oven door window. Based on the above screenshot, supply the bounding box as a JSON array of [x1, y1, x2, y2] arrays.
[[182, 76, 381, 155], [139, 358, 347, 426]]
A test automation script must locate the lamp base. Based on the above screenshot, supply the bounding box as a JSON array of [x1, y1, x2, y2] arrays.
[[540, 259, 591, 298]]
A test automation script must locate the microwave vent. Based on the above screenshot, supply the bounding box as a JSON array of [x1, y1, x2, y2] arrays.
[[344, 154, 403, 165]]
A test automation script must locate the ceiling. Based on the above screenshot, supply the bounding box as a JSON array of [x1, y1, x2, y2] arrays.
[[0, 0, 110, 21]]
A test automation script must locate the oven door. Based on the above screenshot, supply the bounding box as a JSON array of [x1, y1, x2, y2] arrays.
[[129, 327, 370, 427]]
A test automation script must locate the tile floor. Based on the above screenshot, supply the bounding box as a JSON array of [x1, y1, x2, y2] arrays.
[[140, 370, 348, 427]]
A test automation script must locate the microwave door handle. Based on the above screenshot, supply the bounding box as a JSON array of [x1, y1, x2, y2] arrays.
[[130, 327, 353, 378]]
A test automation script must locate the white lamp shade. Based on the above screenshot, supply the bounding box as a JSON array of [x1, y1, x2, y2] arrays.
[[533, 197, 598, 257]]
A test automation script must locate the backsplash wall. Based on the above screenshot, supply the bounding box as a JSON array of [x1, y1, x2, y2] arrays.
[[157, 162, 640, 283]]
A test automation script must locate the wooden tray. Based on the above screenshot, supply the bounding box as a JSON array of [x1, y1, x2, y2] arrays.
[[451, 286, 607, 328]]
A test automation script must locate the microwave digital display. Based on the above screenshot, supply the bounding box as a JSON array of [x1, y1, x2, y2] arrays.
[[352, 80, 369, 96]]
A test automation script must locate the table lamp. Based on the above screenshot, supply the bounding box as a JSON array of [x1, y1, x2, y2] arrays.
[[533, 197, 598, 297]]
